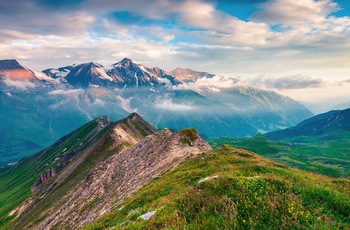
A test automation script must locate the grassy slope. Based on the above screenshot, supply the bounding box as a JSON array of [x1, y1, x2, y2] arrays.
[[0, 118, 107, 227], [208, 133, 350, 178], [1, 114, 157, 229], [84, 145, 350, 229]]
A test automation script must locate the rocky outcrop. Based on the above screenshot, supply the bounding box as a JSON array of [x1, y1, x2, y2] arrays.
[[32, 167, 61, 191], [107, 58, 180, 88], [34, 127, 211, 229]]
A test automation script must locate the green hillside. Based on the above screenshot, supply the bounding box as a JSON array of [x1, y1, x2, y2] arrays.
[[208, 135, 350, 178], [0, 117, 113, 227], [84, 145, 350, 229], [1, 113, 349, 229]]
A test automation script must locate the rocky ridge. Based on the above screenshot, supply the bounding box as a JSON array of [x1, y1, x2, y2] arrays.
[[9, 113, 211, 229]]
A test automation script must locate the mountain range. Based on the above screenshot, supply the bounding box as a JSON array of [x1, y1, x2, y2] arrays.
[[0, 113, 349, 229], [265, 108, 350, 140], [209, 108, 350, 178], [0, 58, 312, 164]]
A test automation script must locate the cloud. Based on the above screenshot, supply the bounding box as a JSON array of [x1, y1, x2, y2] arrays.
[[251, 0, 339, 29], [3, 79, 36, 90], [245, 75, 325, 89], [173, 75, 242, 93], [33, 71, 58, 82], [91, 98, 106, 106], [155, 98, 194, 111], [0, 0, 349, 101], [117, 95, 134, 113], [48, 89, 84, 95]]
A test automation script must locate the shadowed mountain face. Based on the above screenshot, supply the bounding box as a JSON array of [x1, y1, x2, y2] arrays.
[[265, 108, 350, 140], [208, 108, 350, 178], [0, 113, 211, 229], [0, 58, 312, 165], [0, 60, 36, 81]]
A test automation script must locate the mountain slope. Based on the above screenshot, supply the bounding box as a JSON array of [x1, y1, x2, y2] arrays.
[[0, 115, 115, 227], [84, 145, 350, 229], [0, 113, 211, 229], [208, 108, 350, 178], [64, 62, 116, 88], [0, 58, 313, 165], [1, 114, 349, 229], [0, 60, 36, 81], [265, 108, 350, 140], [107, 58, 179, 88]]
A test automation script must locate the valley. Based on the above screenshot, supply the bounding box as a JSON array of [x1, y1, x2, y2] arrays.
[[209, 109, 350, 178], [0, 58, 312, 165]]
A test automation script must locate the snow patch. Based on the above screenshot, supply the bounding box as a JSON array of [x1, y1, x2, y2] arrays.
[[139, 65, 150, 74], [131, 59, 140, 65], [5, 92, 12, 97], [89, 84, 99, 88], [138, 210, 156, 220], [95, 67, 113, 81], [198, 175, 219, 184], [134, 73, 138, 87]]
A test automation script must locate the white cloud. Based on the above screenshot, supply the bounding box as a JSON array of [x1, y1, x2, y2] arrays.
[[117, 95, 134, 113], [91, 98, 106, 106], [251, 0, 339, 30], [173, 75, 242, 93], [245, 75, 325, 89], [48, 89, 84, 95], [33, 70, 57, 82], [155, 98, 194, 111], [0, 0, 349, 107], [3, 79, 36, 90]]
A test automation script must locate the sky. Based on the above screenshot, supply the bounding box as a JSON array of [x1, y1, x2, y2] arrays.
[[0, 0, 349, 109]]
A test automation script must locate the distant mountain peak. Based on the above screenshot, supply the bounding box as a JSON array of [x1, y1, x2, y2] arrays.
[[112, 57, 142, 69], [265, 108, 350, 140], [0, 59, 36, 80], [168, 67, 216, 83]]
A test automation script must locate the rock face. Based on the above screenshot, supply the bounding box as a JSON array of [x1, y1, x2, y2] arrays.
[[0, 58, 314, 167], [10, 113, 211, 230], [61, 58, 179, 88], [107, 58, 179, 88], [0, 59, 36, 80], [65, 62, 116, 88], [37, 128, 211, 229]]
